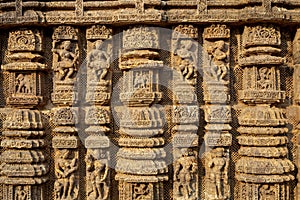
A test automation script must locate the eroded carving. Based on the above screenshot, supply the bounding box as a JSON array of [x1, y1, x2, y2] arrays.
[[172, 25, 198, 85], [0, 28, 48, 200], [52, 40, 79, 81], [236, 24, 294, 200], [205, 40, 229, 83], [86, 149, 110, 200], [206, 148, 229, 200], [116, 26, 167, 200], [174, 148, 198, 200], [87, 40, 110, 83], [203, 24, 232, 199], [54, 149, 78, 200]]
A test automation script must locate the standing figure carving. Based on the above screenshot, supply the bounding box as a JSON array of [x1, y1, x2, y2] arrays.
[[134, 71, 149, 90], [206, 40, 229, 82], [87, 40, 110, 82], [54, 149, 78, 200], [174, 148, 198, 199], [206, 148, 229, 200], [52, 40, 79, 81], [15, 186, 27, 200], [86, 149, 109, 200]]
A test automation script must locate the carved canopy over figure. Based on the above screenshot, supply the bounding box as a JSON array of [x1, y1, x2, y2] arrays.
[[87, 40, 111, 82], [206, 148, 229, 200], [174, 148, 198, 199], [52, 40, 79, 81], [206, 40, 229, 82], [54, 149, 78, 200], [86, 149, 109, 200]]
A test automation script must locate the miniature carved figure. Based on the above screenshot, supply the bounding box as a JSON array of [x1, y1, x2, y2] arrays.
[[206, 40, 229, 82], [52, 40, 79, 81], [15, 186, 27, 200], [257, 67, 273, 90], [175, 40, 197, 81], [174, 148, 197, 199], [134, 71, 149, 89], [86, 149, 109, 200], [207, 148, 229, 199], [16, 74, 32, 94], [87, 40, 110, 82], [259, 185, 276, 200], [133, 183, 151, 200], [54, 149, 78, 200]]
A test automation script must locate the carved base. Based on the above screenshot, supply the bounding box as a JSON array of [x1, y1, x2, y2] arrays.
[[7, 96, 42, 108], [86, 82, 111, 105], [2, 185, 46, 200], [116, 176, 167, 200], [51, 83, 77, 105], [239, 182, 290, 200], [239, 90, 285, 104]]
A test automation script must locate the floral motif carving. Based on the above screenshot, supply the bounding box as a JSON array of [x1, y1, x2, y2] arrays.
[[122, 26, 159, 50], [243, 25, 281, 48], [8, 29, 42, 52]]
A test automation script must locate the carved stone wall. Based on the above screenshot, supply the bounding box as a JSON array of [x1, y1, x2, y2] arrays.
[[0, 1, 300, 200]]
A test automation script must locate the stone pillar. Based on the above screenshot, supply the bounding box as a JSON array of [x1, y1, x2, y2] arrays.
[[0, 29, 48, 199], [84, 25, 112, 200], [51, 26, 80, 200], [202, 24, 232, 200], [236, 25, 294, 200], [115, 26, 168, 200], [293, 27, 300, 200], [171, 24, 199, 200]]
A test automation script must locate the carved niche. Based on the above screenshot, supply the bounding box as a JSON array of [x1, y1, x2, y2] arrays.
[[86, 25, 113, 105], [51, 26, 80, 105]]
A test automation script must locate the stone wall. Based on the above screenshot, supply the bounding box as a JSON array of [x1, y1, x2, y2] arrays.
[[0, 1, 299, 200]]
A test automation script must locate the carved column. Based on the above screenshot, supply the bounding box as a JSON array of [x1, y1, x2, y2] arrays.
[[0, 29, 48, 199], [236, 25, 294, 200], [84, 25, 112, 200], [51, 26, 80, 200], [202, 24, 232, 200], [171, 24, 199, 200], [293, 28, 300, 200], [115, 26, 168, 200]]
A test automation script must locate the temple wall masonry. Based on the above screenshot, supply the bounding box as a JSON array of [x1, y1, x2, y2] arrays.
[[1, 0, 300, 199]]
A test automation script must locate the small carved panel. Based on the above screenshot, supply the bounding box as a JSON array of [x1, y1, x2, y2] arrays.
[[8, 29, 42, 52], [54, 149, 79, 200]]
